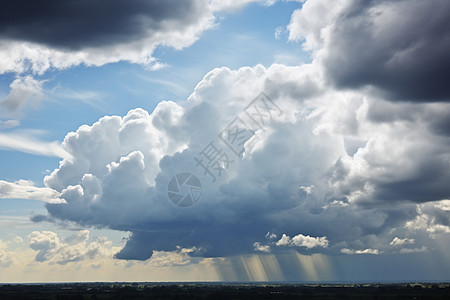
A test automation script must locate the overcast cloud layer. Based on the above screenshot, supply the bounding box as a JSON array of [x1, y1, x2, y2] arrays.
[[7, 0, 450, 263]]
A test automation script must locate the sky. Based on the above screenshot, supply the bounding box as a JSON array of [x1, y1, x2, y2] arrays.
[[0, 0, 450, 283]]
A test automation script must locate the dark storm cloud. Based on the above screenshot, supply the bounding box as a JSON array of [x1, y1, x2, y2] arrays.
[[429, 111, 450, 137], [114, 220, 271, 260], [289, 0, 450, 102], [326, 0, 450, 101], [374, 164, 450, 203], [0, 0, 205, 50]]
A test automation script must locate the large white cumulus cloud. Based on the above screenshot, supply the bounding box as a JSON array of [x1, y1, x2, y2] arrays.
[[38, 0, 450, 260], [41, 63, 450, 259]]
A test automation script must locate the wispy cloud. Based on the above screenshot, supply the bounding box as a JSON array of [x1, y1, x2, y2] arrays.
[[0, 131, 70, 159], [0, 119, 20, 129], [49, 87, 105, 110]]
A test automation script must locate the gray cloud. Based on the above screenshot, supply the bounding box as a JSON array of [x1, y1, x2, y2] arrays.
[[288, 0, 450, 102], [0, 0, 215, 75], [0, 0, 207, 50]]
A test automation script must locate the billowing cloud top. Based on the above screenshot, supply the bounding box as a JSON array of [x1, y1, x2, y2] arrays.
[[27, 0, 450, 261]]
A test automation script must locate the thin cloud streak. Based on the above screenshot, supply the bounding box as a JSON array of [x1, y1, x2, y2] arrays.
[[0, 132, 70, 159]]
